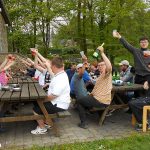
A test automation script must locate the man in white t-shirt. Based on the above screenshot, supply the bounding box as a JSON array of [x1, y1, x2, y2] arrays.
[[31, 57, 70, 135]]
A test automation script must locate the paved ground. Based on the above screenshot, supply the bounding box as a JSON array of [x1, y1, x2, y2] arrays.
[[0, 103, 136, 149]]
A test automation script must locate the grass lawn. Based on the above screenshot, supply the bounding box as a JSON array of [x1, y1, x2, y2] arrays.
[[4, 133, 150, 150], [17, 133, 150, 150]]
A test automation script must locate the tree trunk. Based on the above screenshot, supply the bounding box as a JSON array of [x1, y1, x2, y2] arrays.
[[77, 0, 82, 51], [82, 0, 87, 54], [32, 0, 37, 47], [87, 0, 96, 50]]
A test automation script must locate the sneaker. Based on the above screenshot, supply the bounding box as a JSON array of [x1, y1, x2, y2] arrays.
[[135, 124, 142, 131], [78, 122, 88, 129], [44, 123, 52, 129], [31, 126, 47, 135], [106, 112, 112, 117], [106, 109, 115, 117]]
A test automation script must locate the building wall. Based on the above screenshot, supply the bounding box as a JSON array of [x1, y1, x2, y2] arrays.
[[0, 14, 8, 52]]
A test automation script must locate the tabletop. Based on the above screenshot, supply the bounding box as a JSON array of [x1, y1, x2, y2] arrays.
[[0, 77, 47, 102], [112, 83, 144, 92]]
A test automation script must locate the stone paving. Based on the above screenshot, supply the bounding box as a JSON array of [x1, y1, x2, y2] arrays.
[[0, 104, 136, 149]]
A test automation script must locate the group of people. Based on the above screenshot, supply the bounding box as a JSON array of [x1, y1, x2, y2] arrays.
[[0, 31, 150, 134]]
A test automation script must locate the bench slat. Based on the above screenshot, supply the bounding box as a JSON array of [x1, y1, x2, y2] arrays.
[[57, 111, 71, 117], [0, 111, 71, 122]]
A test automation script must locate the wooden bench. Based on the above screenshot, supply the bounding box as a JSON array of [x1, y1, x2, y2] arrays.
[[0, 78, 71, 136], [91, 104, 128, 125], [0, 111, 71, 123], [0, 110, 71, 136]]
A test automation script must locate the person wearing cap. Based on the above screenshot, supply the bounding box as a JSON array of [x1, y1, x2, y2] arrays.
[[81, 54, 94, 92], [113, 32, 150, 97], [119, 60, 133, 83], [70, 63, 88, 100], [118, 60, 134, 104], [77, 45, 112, 129]]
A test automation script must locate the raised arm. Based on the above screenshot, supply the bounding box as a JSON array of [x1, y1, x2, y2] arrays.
[[30, 48, 47, 63], [97, 46, 112, 73], [26, 58, 34, 66], [17, 56, 32, 67], [37, 57, 46, 68], [113, 31, 136, 53], [34, 53, 45, 73], [0, 57, 8, 72], [3, 60, 15, 72], [43, 60, 54, 77]]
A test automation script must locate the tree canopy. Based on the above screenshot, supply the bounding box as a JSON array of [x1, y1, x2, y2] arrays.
[[4, 0, 150, 64]]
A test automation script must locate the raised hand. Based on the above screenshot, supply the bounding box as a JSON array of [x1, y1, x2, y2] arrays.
[[97, 46, 104, 54], [143, 81, 149, 90], [30, 48, 38, 56], [44, 60, 51, 68], [113, 31, 121, 39]]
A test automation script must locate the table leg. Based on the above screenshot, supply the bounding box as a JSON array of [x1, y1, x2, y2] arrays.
[[0, 102, 4, 112], [115, 94, 125, 104], [132, 114, 137, 126], [37, 100, 59, 136], [99, 92, 115, 125]]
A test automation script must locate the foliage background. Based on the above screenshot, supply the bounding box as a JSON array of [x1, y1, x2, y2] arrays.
[[4, 0, 150, 66]]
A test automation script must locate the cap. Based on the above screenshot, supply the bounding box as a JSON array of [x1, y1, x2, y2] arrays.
[[76, 63, 83, 69], [119, 60, 129, 66]]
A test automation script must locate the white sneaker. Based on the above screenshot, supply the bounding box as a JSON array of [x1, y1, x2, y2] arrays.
[[44, 123, 52, 129], [31, 126, 47, 135]]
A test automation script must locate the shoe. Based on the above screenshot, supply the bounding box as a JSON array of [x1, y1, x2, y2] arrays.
[[31, 126, 47, 135], [106, 109, 115, 117], [44, 123, 52, 129], [78, 122, 88, 129], [135, 124, 142, 131], [106, 112, 112, 117]]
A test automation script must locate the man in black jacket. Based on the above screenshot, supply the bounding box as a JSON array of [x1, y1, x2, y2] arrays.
[[113, 32, 150, 96], [113, 32, 150, 130]]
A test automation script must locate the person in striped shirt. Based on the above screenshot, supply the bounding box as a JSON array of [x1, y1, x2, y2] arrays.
[[77, 45, 112, 129]]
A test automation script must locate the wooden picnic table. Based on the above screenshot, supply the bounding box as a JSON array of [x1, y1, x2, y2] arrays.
[[0, 77, 59, 136], [8, 76, 38, 84], [112, 83, 144, 105], [112, 83, 144, 93], [96, 83, 144, 125]]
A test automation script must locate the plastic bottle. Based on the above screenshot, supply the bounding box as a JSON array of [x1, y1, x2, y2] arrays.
[[112, 73, 116, 81]]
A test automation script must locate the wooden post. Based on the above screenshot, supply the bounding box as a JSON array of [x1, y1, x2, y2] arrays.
[[131, 114, 137, 126]]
